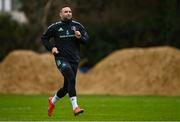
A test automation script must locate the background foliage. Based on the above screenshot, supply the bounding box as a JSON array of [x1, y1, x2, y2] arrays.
[[0, 0, 180, 67]]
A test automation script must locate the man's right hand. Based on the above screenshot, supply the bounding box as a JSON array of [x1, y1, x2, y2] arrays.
[[52, 47, 59, 55]]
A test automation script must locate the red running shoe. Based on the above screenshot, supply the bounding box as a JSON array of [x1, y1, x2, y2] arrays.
[[48, 97, 55, 117], [74, 106, 84, 116]]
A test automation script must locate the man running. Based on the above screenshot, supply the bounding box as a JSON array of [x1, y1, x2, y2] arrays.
[[41, 6, 89, 117]]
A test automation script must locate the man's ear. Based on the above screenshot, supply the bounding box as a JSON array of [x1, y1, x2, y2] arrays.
[[59, 12, 62, 18]]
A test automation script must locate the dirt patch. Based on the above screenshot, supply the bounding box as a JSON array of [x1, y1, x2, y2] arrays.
[[77, 46, 180, 96], [0, 50, 63, 94], [0, 46, 180, 95]]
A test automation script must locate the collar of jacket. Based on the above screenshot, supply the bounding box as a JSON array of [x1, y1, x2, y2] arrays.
[[61, 19, 72, 24]]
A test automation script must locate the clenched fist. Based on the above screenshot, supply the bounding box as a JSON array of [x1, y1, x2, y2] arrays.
[[52, 47, 59, 55], [74, 31, 81, 39]]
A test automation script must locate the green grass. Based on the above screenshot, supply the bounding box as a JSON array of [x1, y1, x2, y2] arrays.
[[0, 94, 180, 121]]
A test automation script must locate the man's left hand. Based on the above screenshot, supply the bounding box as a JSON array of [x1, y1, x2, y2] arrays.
[[74, 31, 81, 39]]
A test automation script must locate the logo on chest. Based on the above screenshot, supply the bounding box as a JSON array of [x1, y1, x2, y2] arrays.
[[58, 27, 70, 35], [59, 29, 75, 38], [71, 26, 76, 31], [66, 30, 69, 35], [58, 27, 63, 31]]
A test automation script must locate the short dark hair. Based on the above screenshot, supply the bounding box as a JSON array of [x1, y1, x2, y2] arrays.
[[59, 5, 72, 12]]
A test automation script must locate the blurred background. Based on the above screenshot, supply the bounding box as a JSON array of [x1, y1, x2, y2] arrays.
[[0, 0, 180, 95], [0, 0, 180, 67], [0, 0, 180, 121]]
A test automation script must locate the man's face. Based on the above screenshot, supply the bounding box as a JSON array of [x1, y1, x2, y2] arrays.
[[60, 7, 72, 21]]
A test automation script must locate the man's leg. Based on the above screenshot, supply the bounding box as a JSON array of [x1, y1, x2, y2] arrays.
[[51, 78, 68, 105], [58, 61, 83, 116], [69, 63, 84, 116], [48, 56, 83, 116], [56, 78, 68, 99], [48, 57, 69, 117], [48, 78, 68, 116]]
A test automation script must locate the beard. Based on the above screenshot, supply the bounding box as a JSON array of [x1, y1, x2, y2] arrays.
[[62, 16, 72, 21]]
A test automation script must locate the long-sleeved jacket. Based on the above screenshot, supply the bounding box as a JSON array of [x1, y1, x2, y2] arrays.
[[41, 19, 89, 63]]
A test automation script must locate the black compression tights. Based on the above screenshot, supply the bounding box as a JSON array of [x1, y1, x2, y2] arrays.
[[55, 57, 78, 98]]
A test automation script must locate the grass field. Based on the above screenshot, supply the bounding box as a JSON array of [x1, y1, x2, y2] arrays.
[[0, 94, 180, 121]]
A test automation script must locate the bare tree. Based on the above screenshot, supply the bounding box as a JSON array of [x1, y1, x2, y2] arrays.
[[42, 0, 53, 30]]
